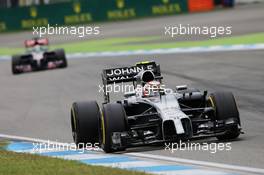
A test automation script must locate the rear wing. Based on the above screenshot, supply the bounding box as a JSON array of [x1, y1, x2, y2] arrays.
[[101, 61, 161, 102], [24, 38, 49, 48]]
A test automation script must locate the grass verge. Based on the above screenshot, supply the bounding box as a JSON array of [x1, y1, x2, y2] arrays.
[[0, 149, 148, 175]]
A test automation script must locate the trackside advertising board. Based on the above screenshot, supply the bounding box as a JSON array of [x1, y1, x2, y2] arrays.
[[188, 0, 214, 12], [0, 0, 235, 32], [0, 0, 188, 32]]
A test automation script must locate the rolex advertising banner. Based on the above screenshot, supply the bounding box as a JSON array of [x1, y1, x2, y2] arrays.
[[0, 0, 188, 32], [102, 0, 188, 21]]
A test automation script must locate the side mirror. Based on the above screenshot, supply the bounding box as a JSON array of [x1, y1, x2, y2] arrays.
[[124, 91, 136, 98], [176, 85, 188, 91]]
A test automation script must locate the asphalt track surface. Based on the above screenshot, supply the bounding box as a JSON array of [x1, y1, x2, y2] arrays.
[[1, 49, 264, 169], [0, 2, 264, 170]]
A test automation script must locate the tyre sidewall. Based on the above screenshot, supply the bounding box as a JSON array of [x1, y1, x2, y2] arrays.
[[101, 103, 127, 153], [71, 101, 100, 147]]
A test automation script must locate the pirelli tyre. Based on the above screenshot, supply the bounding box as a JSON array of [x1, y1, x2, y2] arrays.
[[55, 49, 67, 68], [71, 101, 100, 147], [208, 92, 241, 140], [12, 55, 21, 75], [101, 103, 127, 153]]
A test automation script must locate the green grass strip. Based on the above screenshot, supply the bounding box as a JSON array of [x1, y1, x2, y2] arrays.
[[0, 32, 263, 56], [0, 150, 149, 175]]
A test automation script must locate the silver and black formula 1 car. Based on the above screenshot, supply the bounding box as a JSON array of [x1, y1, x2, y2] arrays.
[[71, 61, 242, 153], [11, 37, 67, 74]]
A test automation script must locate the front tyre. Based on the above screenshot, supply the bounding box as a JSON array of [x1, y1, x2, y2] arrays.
[[55, 49, 67, 68], [208, 91, 241, 140], [101, 103, 127, 153], [71, 101, 100, 147], [12, 55, 21, 75]]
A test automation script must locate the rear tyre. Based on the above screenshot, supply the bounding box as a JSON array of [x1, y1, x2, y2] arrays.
[[71, 101, 100, 147], [12, 55, 21, 75], [55, 49, 67, 68], [101, 103, 127, 153], [208, 92, 241, 140]]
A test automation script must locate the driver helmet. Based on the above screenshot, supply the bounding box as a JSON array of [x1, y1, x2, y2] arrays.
[[143, 80, 161, 97]]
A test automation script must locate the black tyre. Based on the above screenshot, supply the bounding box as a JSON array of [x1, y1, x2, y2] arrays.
[[101, 103, 127, 153], [12, 55, 21, 75], [71, 101, 100, 147], [55, 49, 67, 68], [208, 91, 241, 140]]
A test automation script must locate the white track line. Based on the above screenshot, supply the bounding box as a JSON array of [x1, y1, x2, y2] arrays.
[[126, 153, 264, 174], [0, 133, 68, 145], [66, 44, 264, 59], [1, 133, 264, 174], [152, 169, 233, 175], [1, 44, 264, 61], [95, 161, 164, 169], [62, 154, 119, 160], [236, 0, 264, 4], [0, 133, 103, 153]]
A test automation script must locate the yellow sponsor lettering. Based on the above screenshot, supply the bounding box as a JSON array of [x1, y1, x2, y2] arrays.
[[152, 3, 181, 15], [0, 22, 7, 32], [64, 13, 92, 24], [107, 8, 136, 20], [21, 18, 48, 29]]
